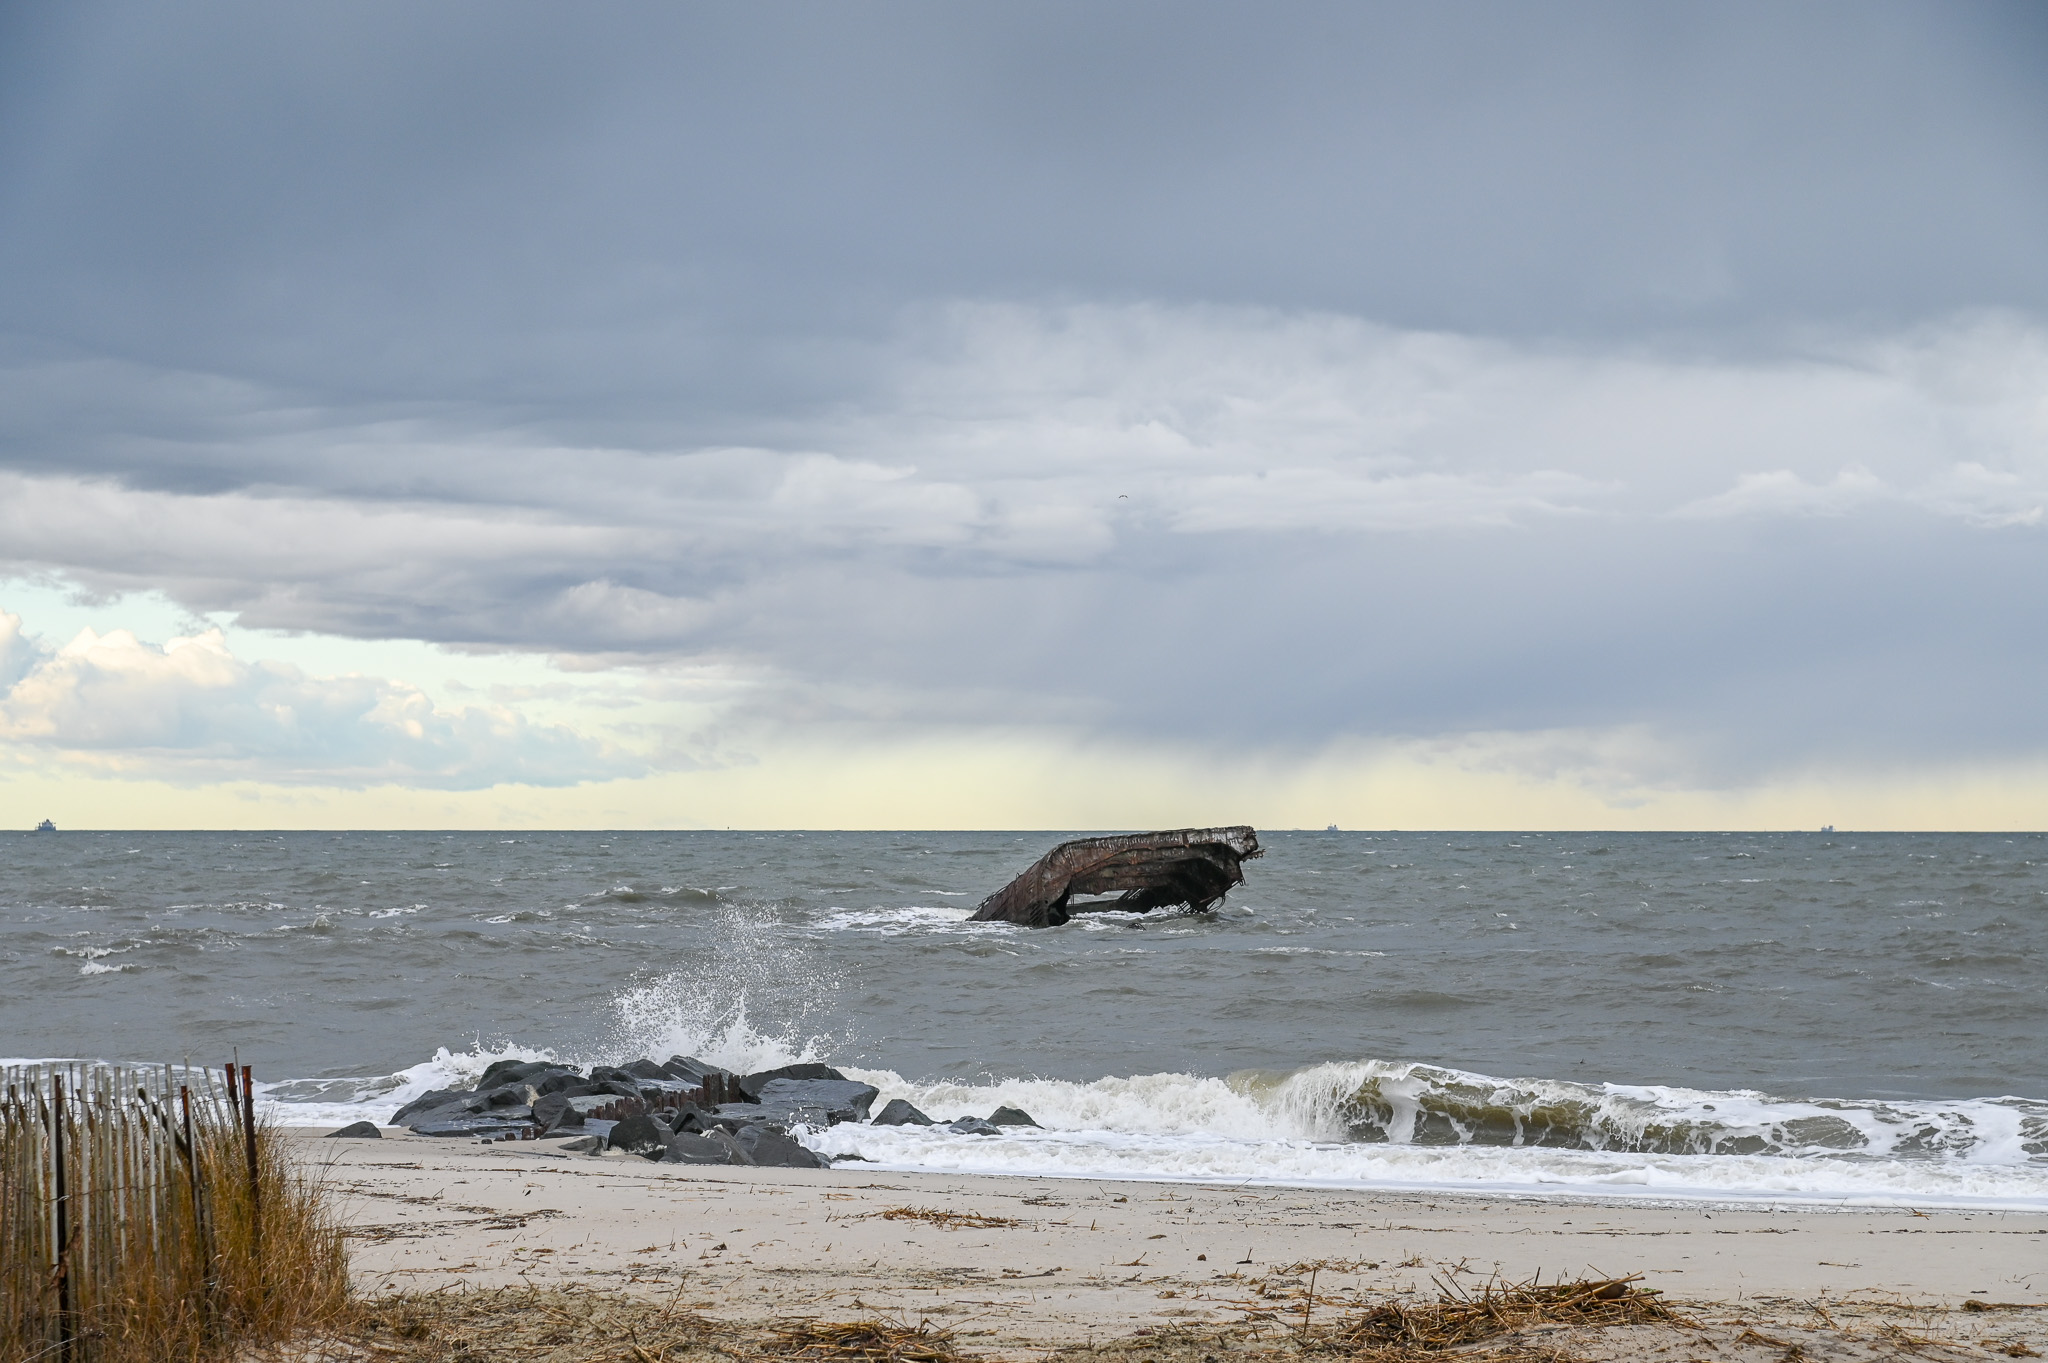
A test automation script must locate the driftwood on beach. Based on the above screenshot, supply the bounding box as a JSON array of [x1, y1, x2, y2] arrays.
[[968, 826, 1262, 928]]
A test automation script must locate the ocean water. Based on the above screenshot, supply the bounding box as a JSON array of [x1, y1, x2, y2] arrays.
[[3, 829, 2044, 1208]]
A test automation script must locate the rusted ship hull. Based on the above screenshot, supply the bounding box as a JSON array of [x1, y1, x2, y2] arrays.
[[968, 826, 1262, 928]]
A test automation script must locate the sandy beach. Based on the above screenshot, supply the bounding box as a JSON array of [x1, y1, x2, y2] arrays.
[[302, 1128, 2048, 1360]]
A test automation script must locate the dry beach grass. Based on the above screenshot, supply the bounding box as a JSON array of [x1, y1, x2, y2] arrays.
[[0, 1064, 348, 1363]]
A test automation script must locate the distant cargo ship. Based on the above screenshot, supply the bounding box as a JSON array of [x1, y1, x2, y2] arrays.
[[34, 818, 55, 832]]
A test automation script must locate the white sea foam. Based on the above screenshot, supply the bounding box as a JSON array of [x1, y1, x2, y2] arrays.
[[55, 942, 142, 976], [811, 905, 995, 934], [804, 1122, 2048, 1209]]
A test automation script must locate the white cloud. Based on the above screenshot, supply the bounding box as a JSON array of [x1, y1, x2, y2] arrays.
[[1672, 465, 1893, 520], [0, 615, 636, 788], [0, 610, 40, 689], [1674, 460, 2048, 527]]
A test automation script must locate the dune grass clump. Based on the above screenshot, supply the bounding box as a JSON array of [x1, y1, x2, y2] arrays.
[[764, 1318, 964, 1363], [343, 1289, 966, 1363], [1301, 1274, 1689, 1359], [0, 1062, 348, 1363], [348, 1285, 734, 1363], [871, 1206, 1021, 1230]]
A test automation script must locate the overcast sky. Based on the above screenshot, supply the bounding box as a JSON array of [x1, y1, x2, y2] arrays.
[[3, 0, 2046, 828]]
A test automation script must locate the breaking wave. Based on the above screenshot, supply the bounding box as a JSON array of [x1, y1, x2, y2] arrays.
[[847, 1059, 2047, 1166], [806, 1059, 2048, 1208], [251, 1043, 2048, 1208], [805, 1121, 2048, 1208]]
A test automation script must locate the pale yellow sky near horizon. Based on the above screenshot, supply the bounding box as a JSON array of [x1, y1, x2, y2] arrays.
[[9, 733, 2048, 833], [5, 583, 2046, 834]]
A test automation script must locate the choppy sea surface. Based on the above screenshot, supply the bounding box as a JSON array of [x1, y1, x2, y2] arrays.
[[3, 830, 2044, 1208]]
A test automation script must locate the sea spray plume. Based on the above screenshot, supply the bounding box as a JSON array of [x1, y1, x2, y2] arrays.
[[609, 903, 852, 1072]]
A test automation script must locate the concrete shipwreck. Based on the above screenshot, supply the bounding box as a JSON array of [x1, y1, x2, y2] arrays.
[[968, 825, 1262, 928]]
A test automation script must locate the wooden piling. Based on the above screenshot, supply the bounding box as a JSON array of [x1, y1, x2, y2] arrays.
[[53, 1071, 73, 1363], [239, 1064, 261, 1269]]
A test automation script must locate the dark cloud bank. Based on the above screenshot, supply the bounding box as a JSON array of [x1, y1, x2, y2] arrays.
[[2, 1, 2046, 792]]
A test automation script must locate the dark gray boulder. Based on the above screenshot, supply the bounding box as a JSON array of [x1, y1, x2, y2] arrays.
[[608, 1112, 673, 1157], [710, 1101, 789, 1125], [554, 1133, 605, 1155], [989, 1105, 1041, 1128], [736, 1124, 829, 1168], [325, 1120, 381, 1139], [660, 1129, 753, 1165], [533, 1091, 580, 1132], [478, 1083, 539, 1109], [714, 1100, 831, 1130], [477, 1059, 559, 1088], [871, 1098, 934, 1127], [534, 1070, 589, 1096], [947, 1117, 1001, 1136], [410, 1112, 532, 1139], [738, 1063, 847, 1100], [668, 1108, 716, 1135], [752, 1078, 878, 1124], [623, 1058, 670, 1080], [389, 1088, 467, 1124], [661, 1055, 728, 1083], [476, 1059, 526, 1087]]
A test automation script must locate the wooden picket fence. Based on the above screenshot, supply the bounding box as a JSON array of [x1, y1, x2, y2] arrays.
[[0, 1062, 347, 1363]]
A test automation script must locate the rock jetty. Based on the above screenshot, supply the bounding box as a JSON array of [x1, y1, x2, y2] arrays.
[[383, 1056, 1038, 1168]]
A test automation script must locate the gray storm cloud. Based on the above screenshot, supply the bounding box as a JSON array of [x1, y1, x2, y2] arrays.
[[1, 1, 2044, 794]]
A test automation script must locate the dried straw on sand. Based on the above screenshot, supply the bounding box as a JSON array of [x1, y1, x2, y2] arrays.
[[870, 1206, 1024, 1231], [1297, 1274, 1689, 1361], [315, 1287, 968, 1363], [291, 1276, 1700, 1363], [338, 1285, 737, 1362], [765, 1318, 965, 1363]]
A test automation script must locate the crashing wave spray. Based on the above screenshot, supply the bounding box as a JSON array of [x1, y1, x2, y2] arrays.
[[248, 904, 856, 1126], [608, 903, 853, 1074]]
